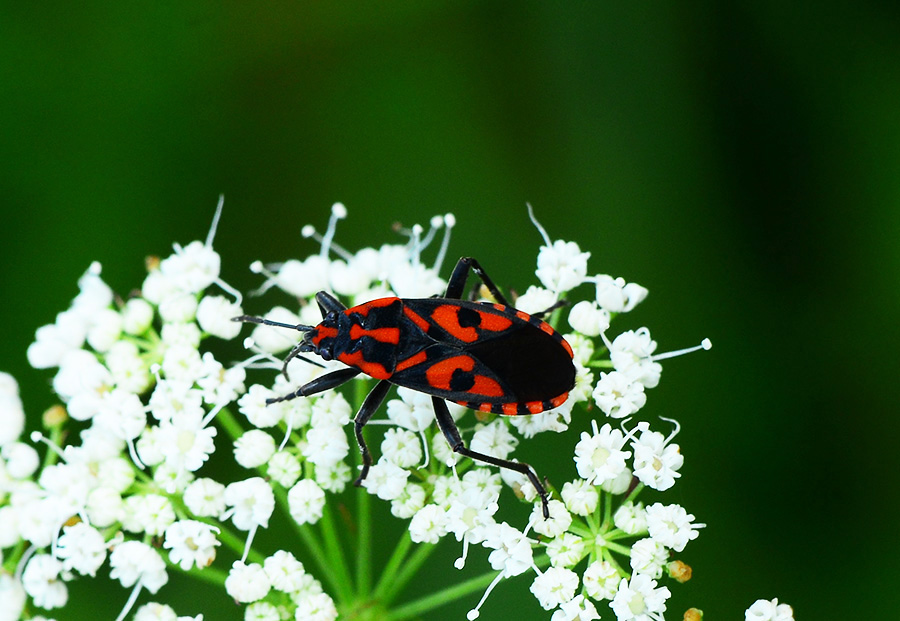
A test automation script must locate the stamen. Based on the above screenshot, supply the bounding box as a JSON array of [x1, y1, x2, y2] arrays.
[[467, 570, 506, 620], [205, 195, 225, 248], [30, 431, 66, 461], [114, 577, 145, 621], [319, 203, 348, 260], [433, 213, 455, 275], [418, 215, 444, 251], [527, 203, 552, 247], [248, 260, 280, 296], [241, 524, 258, 563], [15, 544, 37, 582], [418, 429, 430, 469], [651, 338, 712, 361], [454, 535, 470, 569], [408, 224, 424, 267], [658, 416, 682, 443]]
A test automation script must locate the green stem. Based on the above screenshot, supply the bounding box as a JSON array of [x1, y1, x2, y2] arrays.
[[372, 530, 413, 600], [385, 568, 499, 621], [319, 499, 356, 603], [272, 485, 349, 602], [380, 540, 437, 604], [356, 483, 372, 598], [214, 405, 246, 441]]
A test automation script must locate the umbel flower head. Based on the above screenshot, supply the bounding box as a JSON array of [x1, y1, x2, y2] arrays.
[[0, 197, 790, 621]]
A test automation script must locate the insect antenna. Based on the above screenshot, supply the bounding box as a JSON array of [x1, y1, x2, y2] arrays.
[[232, 315, 325, 378]]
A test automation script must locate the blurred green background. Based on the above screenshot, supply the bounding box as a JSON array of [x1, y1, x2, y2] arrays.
[[2, 2, 899, 619]]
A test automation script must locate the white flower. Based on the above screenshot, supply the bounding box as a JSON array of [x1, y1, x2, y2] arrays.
[[287, 479, 326, 525], [197, 295, 243, 339], [567, 301, 609, 337], [630, 538, 669, 579], [293, 592, 338, 621], [0, 372, 25, 447], [267, 450, 302, 488], [409, 504, 448, 544], [106, 340, 152, 393], [54, 349, 112, 412], [247, 307, 305, 353], [513, 285, 558, 315], [157, 408, 217, 473], [632, 428, 683, 491], [27, 310, 87, 369], [545, 532, 585, 568], [164, 520, 220, 570], [530, 566, 579, 611], [592, 274, 648, 313], [109, 541, 169, 594], [122, 493, 176, 536], [196, 352, 246, 406], [2, 441, 39, 479], [22, 554, 68, 609], [386, 387, 437, 432], [183, 478, 226, 518], [224, 477, 275, 530], [160, 321, 202, 349], [645, 503, 703, 552], [0, 573, 26, 621], [610, 574, 671, 621], [234, 429, 276, 468], [225, 561, 270, 603], [614, 501, 647, 535], [309, 392, 352, 427], [560, 480, 598, 517], [531, 499, 572, 538], [470, 419, 518, 460], [238, 384, 284, 428], [390, 482, 426, 519], [610, 328, 662, 388], [263, 550, 307, 593], [745, 598, 795, 621], [361, 461, 409, 501], [93, 388, 147, 441], [573, 422, 631, 485], [121, 298, 154, 335], [161, 239, 221, 294], [303, 425, 349, 470], [85, 486, 124, 527], [445, 484, 499, 546], [582, 560, 619, 601], [536, 240, 590, 293], [245, 601, 280, 621], [551, 595, 600, 621], [592, 371, 646, 419], [159, 293, 199, 324], [482, 522, 534, 577], [56, 522, 107, 576], [380, 427, 423, 468], [160, 342, 204, 383], [314, 461, 352, 494]]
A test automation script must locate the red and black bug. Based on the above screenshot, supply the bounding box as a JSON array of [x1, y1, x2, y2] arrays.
[[235, 257, 576, 517]]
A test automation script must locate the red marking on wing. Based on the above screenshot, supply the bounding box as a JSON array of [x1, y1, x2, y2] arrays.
[[349, 324, 400, 344], [424, 355, 504, 397], [431, 305, 477, 342], [425, 355, 475, 389], [515, 310, 530, 321], [403, 306, 431, 332], [549, 393, 569, 408], [478, 312, 513, 333], [525, 401, 545, 414], [560, 337, 574, 358], [395, 350, 428, 372], [352, 297, 400, 317], [338, 351, 392, 380]]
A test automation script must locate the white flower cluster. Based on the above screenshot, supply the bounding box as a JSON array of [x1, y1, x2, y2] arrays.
[[0, 199, 334, 621], [0, 200, 788, 621]]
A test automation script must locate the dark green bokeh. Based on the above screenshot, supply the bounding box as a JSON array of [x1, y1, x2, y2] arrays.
[[2, 2, 898, 619]]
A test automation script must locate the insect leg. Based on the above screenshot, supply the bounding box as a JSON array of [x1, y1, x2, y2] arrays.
[[445, 257, 511, 306], [431, 397, 550, 518], [352, 379, 393, 486], [266, 367, 362, 404]]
